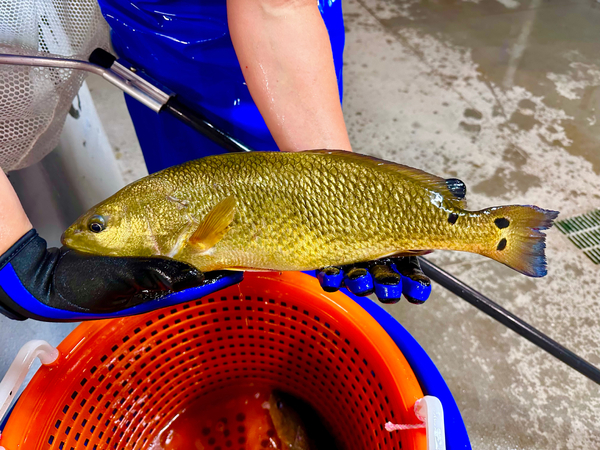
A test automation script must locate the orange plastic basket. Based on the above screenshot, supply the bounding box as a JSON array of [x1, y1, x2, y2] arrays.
[[1, 272, 426, 450]]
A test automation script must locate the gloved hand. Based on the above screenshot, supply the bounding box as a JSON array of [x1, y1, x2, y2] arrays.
[[316, 256, 432, 304], [0, 229, 243, 322]]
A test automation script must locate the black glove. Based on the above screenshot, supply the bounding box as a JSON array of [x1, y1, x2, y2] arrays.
[[316, 256, 432, 304], [0, 229, 243, 322]]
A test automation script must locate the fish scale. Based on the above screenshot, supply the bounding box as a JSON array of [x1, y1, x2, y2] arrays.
[[62, 151, 558, 277]]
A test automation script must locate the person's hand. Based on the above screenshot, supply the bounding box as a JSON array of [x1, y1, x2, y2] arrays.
[[0, 230, 243, 322], [316, 256, 432, 304]]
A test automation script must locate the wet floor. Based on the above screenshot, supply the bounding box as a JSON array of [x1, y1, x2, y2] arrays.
[[340, 0, 600, 448], [87, 1, 600, 448]]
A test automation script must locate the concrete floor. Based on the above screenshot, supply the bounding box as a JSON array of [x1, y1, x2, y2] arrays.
[[78, 1, 600, 448], [340, 0, 600, 449]]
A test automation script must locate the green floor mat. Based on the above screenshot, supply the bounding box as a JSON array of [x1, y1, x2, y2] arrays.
[[555, 209, 600, 264]]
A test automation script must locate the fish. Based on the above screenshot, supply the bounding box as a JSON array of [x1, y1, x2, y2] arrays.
[[61, 150, 559, 277], [266, 391, 313, 450], [266, 391, 341, 450]]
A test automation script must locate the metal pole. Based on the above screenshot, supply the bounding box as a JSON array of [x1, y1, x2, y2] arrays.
[[162, 98, 253, 153], [419, 257, 600, 385], [0, 54, 163, 112], [0, 52, 254, 154]]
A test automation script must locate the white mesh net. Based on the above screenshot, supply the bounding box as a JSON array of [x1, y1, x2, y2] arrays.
[[0, 0, 111, 172]]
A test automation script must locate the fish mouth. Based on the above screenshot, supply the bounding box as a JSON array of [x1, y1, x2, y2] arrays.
[[60, 229, 81, 247]]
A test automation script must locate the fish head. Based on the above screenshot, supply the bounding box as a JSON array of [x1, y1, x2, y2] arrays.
[[61, 197, 137, 255], [60, 179, 173, 256], [62, 176, 193, 258]]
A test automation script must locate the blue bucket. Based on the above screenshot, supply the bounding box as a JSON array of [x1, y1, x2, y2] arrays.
[[339, 286, 471, 449]]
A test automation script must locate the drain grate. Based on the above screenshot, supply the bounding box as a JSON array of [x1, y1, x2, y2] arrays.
[[555, 209, 600, 264]]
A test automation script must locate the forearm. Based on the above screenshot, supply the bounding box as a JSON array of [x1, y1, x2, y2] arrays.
[[227, 0, 351, 152], [0, 171, 32, 255]]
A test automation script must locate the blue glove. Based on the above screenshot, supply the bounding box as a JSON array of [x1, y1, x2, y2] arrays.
[[0, 230, 243, 322], [316, 256, 432, 304]]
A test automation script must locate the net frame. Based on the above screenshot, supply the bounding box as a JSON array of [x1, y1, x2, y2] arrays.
[[0, 0, 111, 172]]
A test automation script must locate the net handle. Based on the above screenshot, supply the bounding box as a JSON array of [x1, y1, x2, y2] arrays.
[[0, 53, 164, 112], [0, 51, 252, 154], [0, 340, 59, 438]]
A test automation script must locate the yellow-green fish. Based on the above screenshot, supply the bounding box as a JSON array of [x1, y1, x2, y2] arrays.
[[61, 151, 558, 277], [266, 391, 341, 450], [267, 392, 313, 450]]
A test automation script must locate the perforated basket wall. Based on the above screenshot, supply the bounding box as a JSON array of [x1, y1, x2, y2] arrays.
[[0, 272, 426, 450]]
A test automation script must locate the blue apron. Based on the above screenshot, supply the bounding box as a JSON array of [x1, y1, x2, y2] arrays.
[[96, 0, 345, 173]]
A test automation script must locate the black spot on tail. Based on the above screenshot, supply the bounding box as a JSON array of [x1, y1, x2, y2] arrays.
[[448, 213, 458, 224], [445, 178, 466, 199], [497, 238, 507, 251], [495, 218, 510, 229]]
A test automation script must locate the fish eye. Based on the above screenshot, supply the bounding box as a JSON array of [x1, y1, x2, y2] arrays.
[[277, 401, 284, 409], [88, 215, 106, 233]]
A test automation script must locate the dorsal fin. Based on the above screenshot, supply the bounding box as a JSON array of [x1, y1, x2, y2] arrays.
[[304, 150, 467, 209]]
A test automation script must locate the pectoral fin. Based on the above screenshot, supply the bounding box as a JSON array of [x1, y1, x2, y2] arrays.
[[188, 196, 237, 252]]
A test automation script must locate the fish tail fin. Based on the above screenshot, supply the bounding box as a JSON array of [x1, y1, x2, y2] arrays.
[[483, 205, 559, 277]]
